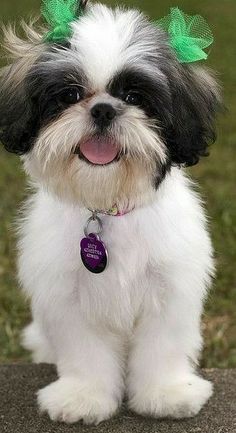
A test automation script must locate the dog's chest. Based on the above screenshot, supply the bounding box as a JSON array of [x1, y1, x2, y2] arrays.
[[74, 214, 153, 329], [24, 196, 163, 330]]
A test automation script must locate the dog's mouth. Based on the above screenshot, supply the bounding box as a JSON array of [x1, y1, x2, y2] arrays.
[[74, 137, 120, 166]]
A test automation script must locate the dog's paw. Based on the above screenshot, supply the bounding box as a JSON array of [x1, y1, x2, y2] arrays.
[[37, 377, 119, 425], [128, 375, 213, 419]]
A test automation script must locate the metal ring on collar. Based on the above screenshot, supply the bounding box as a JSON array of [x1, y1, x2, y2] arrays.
[[84, 215, 103, 238]]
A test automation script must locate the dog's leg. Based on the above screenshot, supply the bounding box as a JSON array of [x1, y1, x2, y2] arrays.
[[127, 270, 213, 419], [21, 322, 56, 363], [36, 297, 125, 425]]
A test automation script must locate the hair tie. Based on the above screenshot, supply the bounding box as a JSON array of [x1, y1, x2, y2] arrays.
[[41, 0, 87, 43], [156, 7, 214, 63]]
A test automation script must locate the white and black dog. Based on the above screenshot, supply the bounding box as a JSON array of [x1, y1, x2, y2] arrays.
[[0, 2, 221, 425]]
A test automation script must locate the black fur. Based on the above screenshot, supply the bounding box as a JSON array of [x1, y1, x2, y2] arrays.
[[116, 13, 221, 167], [109, 64, 220, 168], [0, 45, 86, 155], [162, 65, 220, 167], [109, 68, 173, 126], [0, 64, 38, 154]]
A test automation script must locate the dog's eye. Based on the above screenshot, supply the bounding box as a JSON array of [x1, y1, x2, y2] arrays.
[[124, 92, 142, 106], [57, 87, 82, 105]]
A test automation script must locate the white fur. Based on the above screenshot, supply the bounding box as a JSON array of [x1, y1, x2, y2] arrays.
[[19, 168, 214, 424], [70, 4, 166, 89]]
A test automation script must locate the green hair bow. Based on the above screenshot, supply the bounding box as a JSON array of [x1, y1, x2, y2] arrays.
[[40, 2, 214, 63], [157, 7, 214, 63], [41, 0, 85, 43]]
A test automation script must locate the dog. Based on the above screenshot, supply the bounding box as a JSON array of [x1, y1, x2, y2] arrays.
[[0, 1, 221, 425]]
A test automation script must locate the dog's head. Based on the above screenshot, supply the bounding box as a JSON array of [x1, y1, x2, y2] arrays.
[[0, 3, 221, 209]]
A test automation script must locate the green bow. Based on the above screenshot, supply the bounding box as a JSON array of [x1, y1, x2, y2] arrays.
[[41, 0, 83, 43], [156, 7, 214, 63]]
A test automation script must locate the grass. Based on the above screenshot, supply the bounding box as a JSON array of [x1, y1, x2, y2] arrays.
[[0, 0, 235, 366]]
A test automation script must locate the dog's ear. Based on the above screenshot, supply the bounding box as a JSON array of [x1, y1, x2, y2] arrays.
[[0, 65, 39, 155], [0, 25, 43, 155], [164, 66, 221, 167]]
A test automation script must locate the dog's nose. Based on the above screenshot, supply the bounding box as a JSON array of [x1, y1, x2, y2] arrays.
[[91, 103, 116, 128]]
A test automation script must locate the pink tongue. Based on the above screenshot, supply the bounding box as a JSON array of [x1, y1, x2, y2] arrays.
[[80, 138, 119, 165]]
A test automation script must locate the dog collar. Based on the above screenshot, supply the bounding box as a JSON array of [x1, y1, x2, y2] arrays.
[[88, 204, 133, 217], [80, 205, 133, 274]]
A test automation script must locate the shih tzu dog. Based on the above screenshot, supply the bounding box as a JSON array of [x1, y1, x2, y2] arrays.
[[0, 0, 221, 425]]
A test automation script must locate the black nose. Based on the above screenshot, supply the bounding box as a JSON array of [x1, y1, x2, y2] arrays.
[[91, 103, 116, 128]]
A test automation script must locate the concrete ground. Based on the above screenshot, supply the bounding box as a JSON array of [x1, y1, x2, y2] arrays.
[[0, 365, 235, 433]]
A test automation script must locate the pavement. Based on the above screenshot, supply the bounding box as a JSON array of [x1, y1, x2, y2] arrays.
[[0, 365, 235, 433]]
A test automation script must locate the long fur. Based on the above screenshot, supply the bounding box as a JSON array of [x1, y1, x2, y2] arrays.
[[1, 2, 221, 425]]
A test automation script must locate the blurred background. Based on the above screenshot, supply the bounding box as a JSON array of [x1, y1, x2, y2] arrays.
[[0, 0, 235, 366]]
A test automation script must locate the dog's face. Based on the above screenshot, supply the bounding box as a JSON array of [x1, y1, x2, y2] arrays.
[[0, 4, 220, 210]]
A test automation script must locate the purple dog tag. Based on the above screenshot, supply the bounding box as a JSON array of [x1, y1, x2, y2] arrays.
[[80, 233, 108, 273]]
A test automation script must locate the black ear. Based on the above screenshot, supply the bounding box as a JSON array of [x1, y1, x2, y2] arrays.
[[164, 66, 221, 167], [0, 64, 39, 155]]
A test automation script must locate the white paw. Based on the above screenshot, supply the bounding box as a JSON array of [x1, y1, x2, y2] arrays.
[[37, 377, 119, 425], [129, 375, 213, 419]]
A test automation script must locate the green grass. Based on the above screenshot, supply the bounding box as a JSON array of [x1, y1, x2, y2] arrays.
[[0, 0, 235, 366]]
